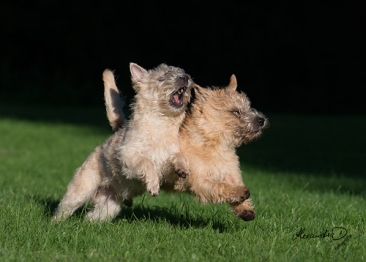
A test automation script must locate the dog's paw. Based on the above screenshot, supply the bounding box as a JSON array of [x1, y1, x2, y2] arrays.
[[172, 153, 190, 179], [237, 210, 256, 221], [232, 205, 256, 221], [176, 169, 188, 178], [146, 183, 160, 197], [228, 186, 250, 203], [148, 189, 159, 197]]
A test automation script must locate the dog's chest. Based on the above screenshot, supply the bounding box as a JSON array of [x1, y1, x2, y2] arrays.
[[121, 121, 181, 165]]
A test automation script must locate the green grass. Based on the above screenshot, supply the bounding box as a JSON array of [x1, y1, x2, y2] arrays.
[[0, 104, 365, 261]]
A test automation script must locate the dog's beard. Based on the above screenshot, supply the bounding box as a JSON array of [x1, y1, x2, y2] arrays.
[[234, 122, 267, 145]]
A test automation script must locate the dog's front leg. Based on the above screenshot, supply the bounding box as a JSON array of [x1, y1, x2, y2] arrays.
[[134, 156, 161, 196], [190, 177, 250, 204], [170, 152, 190, 178], [231, 198, 256, 221]]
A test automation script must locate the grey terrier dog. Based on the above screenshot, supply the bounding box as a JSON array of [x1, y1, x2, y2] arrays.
[[53, 63, 194, 221]]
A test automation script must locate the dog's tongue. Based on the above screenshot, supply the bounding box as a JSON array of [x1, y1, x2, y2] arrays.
[[173, 94, 180, 104]]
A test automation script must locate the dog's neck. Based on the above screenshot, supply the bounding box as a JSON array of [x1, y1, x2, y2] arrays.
[[181, 117, 236, 153]]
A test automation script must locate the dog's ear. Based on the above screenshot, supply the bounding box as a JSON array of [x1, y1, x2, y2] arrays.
[[130, 63, 147, 81], [193, 84, 209, 101], [226, 74, 237, 91]]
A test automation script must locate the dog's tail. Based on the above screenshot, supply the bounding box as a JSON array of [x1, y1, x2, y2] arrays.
[[103, 69, 126, 132]]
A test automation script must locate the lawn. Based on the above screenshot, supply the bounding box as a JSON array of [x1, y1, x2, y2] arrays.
[[0, 104, 365, 261]]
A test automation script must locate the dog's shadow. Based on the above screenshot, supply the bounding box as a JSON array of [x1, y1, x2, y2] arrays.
[[35, 196, 231, 232]]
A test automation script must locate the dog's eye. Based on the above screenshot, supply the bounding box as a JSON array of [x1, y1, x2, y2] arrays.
[[232, 110, 240, 116]]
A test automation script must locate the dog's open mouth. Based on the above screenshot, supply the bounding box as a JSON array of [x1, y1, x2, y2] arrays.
[[170, 86, 187, 108]]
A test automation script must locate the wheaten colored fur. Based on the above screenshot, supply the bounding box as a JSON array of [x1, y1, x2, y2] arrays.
[[164, 75, 269, 220], [105, 73, 268, 221], [53, 63, 193, 221]]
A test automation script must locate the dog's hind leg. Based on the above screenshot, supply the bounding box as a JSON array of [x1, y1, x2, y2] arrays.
[[53, 150, 101, 221], [86, 186, 122, 222]]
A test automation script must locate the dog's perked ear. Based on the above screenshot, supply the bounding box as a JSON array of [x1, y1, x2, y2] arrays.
[[227, 74, 238, 91], [130, 63, 147, 90], [193, 84, 209, 101]]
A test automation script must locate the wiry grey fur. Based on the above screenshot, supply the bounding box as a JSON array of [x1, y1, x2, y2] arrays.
[[53, 63, 193, 221]]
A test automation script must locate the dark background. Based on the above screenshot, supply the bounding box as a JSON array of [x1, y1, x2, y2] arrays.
[[1, 1, 364, 114]]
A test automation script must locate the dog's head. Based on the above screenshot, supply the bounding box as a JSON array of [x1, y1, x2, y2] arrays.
[[191, 75, 269, 147], [130, 63, 194, 116]]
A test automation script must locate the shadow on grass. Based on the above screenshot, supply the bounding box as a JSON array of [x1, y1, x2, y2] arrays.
[[2, 103, 365, 181], [0, 103, 110, 132], [117, 205, 230, 232], [34, 196, 231, 232]]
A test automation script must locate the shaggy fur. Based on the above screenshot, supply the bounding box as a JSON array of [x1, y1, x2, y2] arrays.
[[53, 63, 193, 221], [165, 75, 269, 220], [105, 73, 269, 221]]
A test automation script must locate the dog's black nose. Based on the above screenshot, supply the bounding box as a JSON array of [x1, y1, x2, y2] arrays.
[[180, 75, 188, 81], [256, 117, 265, 127], [177, 74, 189, 86]]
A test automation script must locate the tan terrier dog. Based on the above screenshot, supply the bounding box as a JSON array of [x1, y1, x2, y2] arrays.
[[166, 76, 269, 221], [53, 63, 193, 221], [105, 73, 268, 221]]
